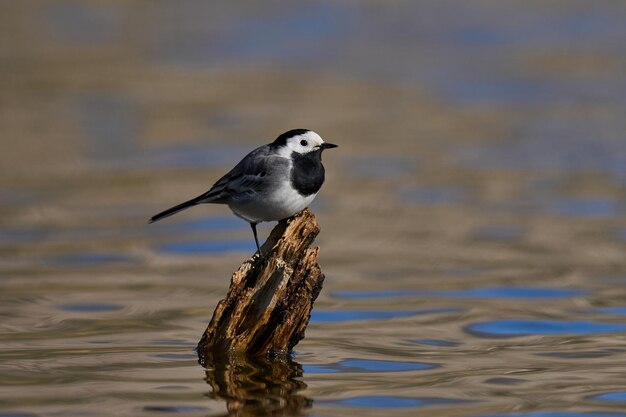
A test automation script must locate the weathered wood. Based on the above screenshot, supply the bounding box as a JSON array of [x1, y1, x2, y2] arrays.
[[197, 208, 325, 363]]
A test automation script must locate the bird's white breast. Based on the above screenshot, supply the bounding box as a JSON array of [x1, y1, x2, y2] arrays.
[[228, 160, 317, 223], [229, 184, 316, 222], [268, 180, 317, 220]]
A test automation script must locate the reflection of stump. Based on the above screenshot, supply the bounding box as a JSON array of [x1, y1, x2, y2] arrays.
[[204, 354, 312, 417], [197, 208, 325, 362]]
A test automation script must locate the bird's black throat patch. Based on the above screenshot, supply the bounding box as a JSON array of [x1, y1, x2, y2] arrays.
[[290, 150, 325, 196]]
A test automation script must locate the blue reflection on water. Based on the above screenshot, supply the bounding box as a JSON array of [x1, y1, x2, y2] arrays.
[[486, 197, 622, 218], [48, 252, 136, 266], [0, 218, 246, 248], [448, 26, 520, 47], [0, 412, 40, 417], [159, 2, 352, 67], [326, 395, 468, 409], [467, 319, 626, 337], [222, 3, 351, 61], [439, 287, 586, 299], [329, 396, 424, 408], [74, 94, 139, 159], [341, 359, 433, 372], [301, 364, 340, 374], [400, 186, 465, 205], [43, 3, 123, 45], [154, 216, 246, 233], [546, 197, 621, 218], [442, 78, 550, 104], [593, 391, 626, 402], [454, 136, 626, 180], [311, 308, 461, 323], [597, 307, 626, 315], [139, 145, 247, 169], [158, 240, 254, 255], [0, 228, 49, 244], [346, 156, 415, 178], [310, 310, 416, 323], [87, 143, 248, 171], [304, 358, 435, 374], [479, 413, 626, 417], [334, 287, 585, 300]]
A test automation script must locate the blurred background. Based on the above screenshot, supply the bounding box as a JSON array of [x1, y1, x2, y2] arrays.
[[1, 1, 626, 416]]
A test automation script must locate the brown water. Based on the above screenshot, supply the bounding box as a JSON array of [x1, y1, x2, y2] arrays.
[[2, 1, 626, 416]]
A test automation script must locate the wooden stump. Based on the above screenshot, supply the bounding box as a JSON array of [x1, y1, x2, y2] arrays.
[[197, 208, 325, 363]]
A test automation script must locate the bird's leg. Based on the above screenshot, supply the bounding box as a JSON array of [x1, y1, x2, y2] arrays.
[[250, 222, 263, 258]]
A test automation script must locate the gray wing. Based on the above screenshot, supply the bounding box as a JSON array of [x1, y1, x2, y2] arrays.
[[197, 146, 289, 204]]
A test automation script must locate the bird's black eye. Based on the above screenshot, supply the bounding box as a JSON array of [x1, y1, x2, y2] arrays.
[[300, 139, 308, 146]]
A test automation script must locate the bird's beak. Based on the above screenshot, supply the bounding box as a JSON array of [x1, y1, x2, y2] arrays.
[[320, 143, 338, 150]]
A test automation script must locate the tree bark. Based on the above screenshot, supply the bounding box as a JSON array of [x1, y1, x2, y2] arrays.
[[197, 208, 325, 363]]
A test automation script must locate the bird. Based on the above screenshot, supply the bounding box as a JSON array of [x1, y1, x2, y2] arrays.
[[149, 129, 337, 256]]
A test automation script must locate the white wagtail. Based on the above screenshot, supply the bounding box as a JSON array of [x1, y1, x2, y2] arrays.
[[149, 129, 337, 255]]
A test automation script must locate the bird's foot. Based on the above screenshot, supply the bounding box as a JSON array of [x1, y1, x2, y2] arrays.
[[253, 250, 269, 264]]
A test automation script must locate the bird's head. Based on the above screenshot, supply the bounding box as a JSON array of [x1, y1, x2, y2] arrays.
[[272, 129, 338, 157]]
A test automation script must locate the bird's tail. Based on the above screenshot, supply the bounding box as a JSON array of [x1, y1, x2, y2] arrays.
[[149, 195, 205, 223]]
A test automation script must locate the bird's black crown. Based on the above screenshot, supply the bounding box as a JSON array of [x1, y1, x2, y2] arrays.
[[271, 129, 311, 148]]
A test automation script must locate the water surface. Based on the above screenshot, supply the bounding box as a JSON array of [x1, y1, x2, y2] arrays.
[[2, 1, 626, 417]]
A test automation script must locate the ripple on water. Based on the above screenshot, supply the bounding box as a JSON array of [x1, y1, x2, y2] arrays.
[[310, 310, 415, 323], [332, 289, 415, 299], [43, 3, 124, 46], [467, 319, 626, 338], [157, 239, 254, 255], [310, 308, 461, 323], [471, 225, 526, 241], [304, 358, 436, 374], [346, 156, 415, 178], [155, 2, 351, 66], [615, 228, 626, 242], [142, 405, 208, 413], [139, 144, 246, 169], [153, 216, 245, 234], [154, 353, 198, 360], [56, 302, 124, 312], [0, 228, 49, 244], [152, 339, 196, 347], [334, 286, 585, 300], [399, 185, 466, 206], [484, 377, 525, 385], [545, 197, 621, 218], [437, 287, 586, 299], [597, 307, 626, 315], [325, 395, 469, 409], [413, 339, 460, 347], [453, 135, 626, 178], [0, 413, 40, 417], [479, 412, 626, 417], [47, 252, 137, 266], [592, 391, 626, 402]]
